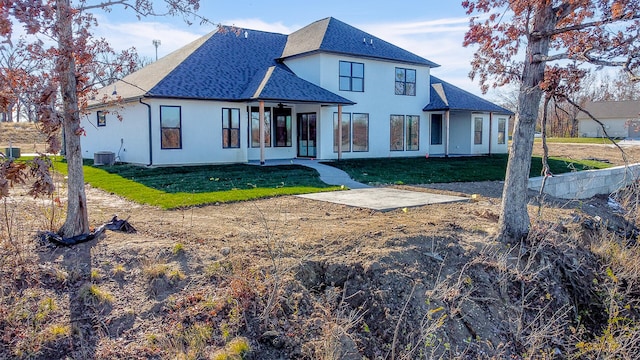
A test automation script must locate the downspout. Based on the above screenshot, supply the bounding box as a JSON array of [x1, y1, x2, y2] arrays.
[[139, 98, 153, 166], [259, 100, 265, 165], [445, 110, 450, 157], [338, 104, 343, 160]]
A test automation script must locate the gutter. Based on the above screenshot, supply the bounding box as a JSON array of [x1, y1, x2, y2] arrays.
[[139, 98, 153, 166]]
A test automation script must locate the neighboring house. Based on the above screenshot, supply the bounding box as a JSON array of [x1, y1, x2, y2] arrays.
[[82, 17, 513, 166], [577, 100, 640, 138]]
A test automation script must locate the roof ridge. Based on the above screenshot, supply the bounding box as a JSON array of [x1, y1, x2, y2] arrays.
[[220, 24, 289, 36], [281, 17, 438, 67], [252, 66, 276, 99]]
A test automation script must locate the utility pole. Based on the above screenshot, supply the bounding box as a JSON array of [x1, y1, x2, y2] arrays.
[[152, 39, 161, 61]]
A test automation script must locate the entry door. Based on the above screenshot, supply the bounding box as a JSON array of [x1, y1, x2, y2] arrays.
[[297, 113, 317, 157]]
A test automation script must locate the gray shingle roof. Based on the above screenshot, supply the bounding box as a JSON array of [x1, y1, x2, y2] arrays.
[[242, 66, 355, 104], [282, 17, 439, 67], [92, 26, 353, 105], [95, 32, 214, 101], [423, 76, 513, 114], [576, 100, 640, 120], [149, 28, 284, 100]]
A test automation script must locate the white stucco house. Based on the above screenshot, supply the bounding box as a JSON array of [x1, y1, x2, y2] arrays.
[[577, 100, 640, 138], [82, 17, 512, 166]]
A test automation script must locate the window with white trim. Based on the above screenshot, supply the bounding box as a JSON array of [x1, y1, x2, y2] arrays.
[[474, 117, 483, 145], [160, 105, 182, 149]]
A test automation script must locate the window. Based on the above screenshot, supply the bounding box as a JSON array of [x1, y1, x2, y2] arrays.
[[474, 117, 483, 145], [97, 111, 106, 127], [222, 108, 240, 148], [390, 115, 405, 151], [250, 107, 271, 148], [498, 118, 506, 144], [431, 114, 443, 145], [333, 112, 351, 152], [352, 113, 369, 152], [339, 61, 364, 92], [395, 68, 416, 96], [333, 112, 369, 153], [274, 109, 292, 147], [160, 106, 181, 149], [406, 115, 420, 151]]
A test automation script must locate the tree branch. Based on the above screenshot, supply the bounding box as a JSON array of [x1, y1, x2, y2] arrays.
[[624, 57, 640, 82], [544, 13, 640, 38], [77, 0, 129, 12], [580, 49, 640, 74], [562, 95, 628, 164], [532, 52, 569, 63]]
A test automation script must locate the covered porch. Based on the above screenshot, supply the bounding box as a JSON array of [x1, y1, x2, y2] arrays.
[[245, 65, 354, 164]]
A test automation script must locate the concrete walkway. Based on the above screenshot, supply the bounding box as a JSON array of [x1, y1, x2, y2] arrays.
[[251, 159, 468, 211], [250, 159, 370, 189]]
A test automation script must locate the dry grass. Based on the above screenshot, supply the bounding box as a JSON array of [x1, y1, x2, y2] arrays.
[[0, 122, 57, 154], [3, 144, 640, 358]]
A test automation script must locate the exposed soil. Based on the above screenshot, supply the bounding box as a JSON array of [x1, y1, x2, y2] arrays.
[[1, 130, 640, 359], [531, 140, 640, 166]]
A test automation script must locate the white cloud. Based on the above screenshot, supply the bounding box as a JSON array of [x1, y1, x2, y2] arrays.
[[92, 15, 207, 60], [220, 18, 294, 34], [91, 16, 295, 60], [358, 17, 483, 94]]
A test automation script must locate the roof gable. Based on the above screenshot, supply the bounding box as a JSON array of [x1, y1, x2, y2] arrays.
[[242, 66, 354, 105], [424, 76, 513, 114], [282, 17, 439, 67]]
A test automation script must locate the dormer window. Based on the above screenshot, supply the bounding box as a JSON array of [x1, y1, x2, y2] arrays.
[[339, 61, 364, 92], [395, 68, 416, 96]]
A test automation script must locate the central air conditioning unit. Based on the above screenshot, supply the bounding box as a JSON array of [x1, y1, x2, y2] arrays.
[[94, 151, 115, 166]]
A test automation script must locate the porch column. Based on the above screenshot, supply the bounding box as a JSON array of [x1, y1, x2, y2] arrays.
[[445, 110, 450, 157], [259, 100, 265, 165], [337, 104, 343, 161], [488, 112, 493, 155]]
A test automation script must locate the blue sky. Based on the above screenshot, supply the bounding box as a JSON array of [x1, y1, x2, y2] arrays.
[[92, 0, 487, 95]]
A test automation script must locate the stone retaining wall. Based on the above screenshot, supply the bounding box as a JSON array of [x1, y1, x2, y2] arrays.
[[528, 164, 640, 199]]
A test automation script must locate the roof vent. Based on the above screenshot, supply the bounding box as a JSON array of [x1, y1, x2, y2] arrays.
[[370, 38, 374, 45], [244, 31, 248, 39], [363, 37, 366, 44]]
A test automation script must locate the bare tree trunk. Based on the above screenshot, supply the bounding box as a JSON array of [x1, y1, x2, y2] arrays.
[[56, 0, 89, 238], [497, 7, 555, 241], [6, 103, 13, 122]]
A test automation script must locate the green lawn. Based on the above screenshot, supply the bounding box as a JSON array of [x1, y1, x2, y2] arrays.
[[534, 137, 620, 144], [48, 154, 610, 209], [324, 154, 610, 185], [53, 160, 339, 209]]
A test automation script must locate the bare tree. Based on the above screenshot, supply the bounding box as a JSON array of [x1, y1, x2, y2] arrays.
[[0, 1, 211, 237], [0, 39, 45, 122], [463, 0, 640, 241]]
